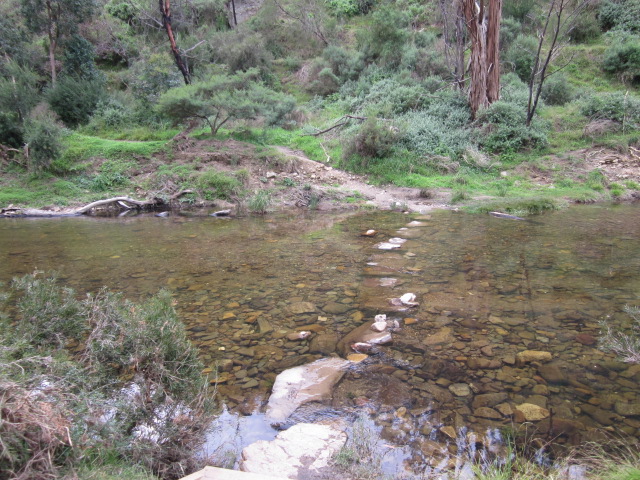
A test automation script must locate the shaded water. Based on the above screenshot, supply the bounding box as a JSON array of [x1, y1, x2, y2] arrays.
[[1, 205, 639, 469]]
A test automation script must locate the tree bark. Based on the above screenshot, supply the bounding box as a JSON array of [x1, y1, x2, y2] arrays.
[[463, 0, 502, 118], [46, 0, 58, 84], [159, 0, 191, 85], [1, 197, 166, 217]]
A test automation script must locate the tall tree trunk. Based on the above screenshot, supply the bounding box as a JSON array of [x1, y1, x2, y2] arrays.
[[463, 0, 502, 118], [159, 0, 191, 85], [46, 0, 57, 84]]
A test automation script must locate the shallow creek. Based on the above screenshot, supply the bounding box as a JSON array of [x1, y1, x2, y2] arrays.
[[1, 205, 639, 472]]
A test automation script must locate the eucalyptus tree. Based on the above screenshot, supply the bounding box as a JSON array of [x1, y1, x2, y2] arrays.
[[20, 0, 95, 83]]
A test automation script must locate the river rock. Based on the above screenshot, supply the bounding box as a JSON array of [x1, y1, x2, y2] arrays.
[[472, 393, 508, 409], [337, 322, 393, 356], [289, 302, 317, 314], [515, 403, 550, 421], [423, 327, 454, 346], [240, 423, 347, 479], [371, 321, 387, 332], [322, 302, 353, 314], [309, 332, 338, 354], [538, 362, 568, 385], [614, 402, 640, 417], [575, 333, 597, 345], [286, 331, 311, 341], [266, 358, 349, 423], [474, 407, 502, 419], [516, 350, 552, 364], [449, 383, 472, 397]]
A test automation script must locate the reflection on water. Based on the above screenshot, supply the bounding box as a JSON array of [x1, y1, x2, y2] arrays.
[[1, 205, 640, 469]]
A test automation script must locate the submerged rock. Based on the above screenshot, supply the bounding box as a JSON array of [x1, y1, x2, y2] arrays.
[[516, 350, 552, 364], [266, 357, 349, 423], [240, 423, 347, 479], [515, 403, 550, 421]]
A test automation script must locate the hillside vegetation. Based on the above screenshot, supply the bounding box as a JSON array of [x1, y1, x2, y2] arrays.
[[1, 0, 640, 213]]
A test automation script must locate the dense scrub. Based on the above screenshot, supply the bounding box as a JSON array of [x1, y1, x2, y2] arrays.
[[0, 274, 215, 480]]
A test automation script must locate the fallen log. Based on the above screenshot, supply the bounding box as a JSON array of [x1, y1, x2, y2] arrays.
[[1, 196, 166, 218]]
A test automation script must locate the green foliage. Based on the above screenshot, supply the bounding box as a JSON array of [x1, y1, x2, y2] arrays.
[[89, 159, 134, 192], [24, 109, 65, 173], [10, 273, 86, 349], [47, 76, 106, 127], [306, 46, 365, 96], [248, 189, 272, 213], [156, 69, 295, 135], [505, 35, 538, 82], [21, 0, 95, 38], [570, 9, 601, 43], [194, 169, 243, 200], [541, 74, 574, 106], [603, 35, 640, 84], [0, 275, 214, 480], [211, 29, 273, 74], [474, 198, 560, 215], [62, 34, 101, 80], [599, 0, 640, 33], [580, 91, 640, 125], [586, 168, 608, 191], [0, 62, 42, 147], [129, 53, 184, 105], [343, 117, 398, 161], [358, 5, 409, 67], [503, 0, 536, 22], [326, 0, 374, 17]]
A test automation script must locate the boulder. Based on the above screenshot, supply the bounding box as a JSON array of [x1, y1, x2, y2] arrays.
[[337, 322, 393, 356], [515, 403, 550, 421], [240, 423, 347, 479], [516, 350, 552, 364], [266, 358, 349, 423], [538, 362, 568, 385], [423, 327, 454, 346], [309, 332, 338, 354], [288, 302, 317, 314]]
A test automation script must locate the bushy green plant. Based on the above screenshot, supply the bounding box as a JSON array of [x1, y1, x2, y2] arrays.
[[47, 75, 106, 127], [358, 5, 409, 67], [599, 0, 640, 33], [24, 109, 65, 173], [477, 101, 549, 153], [500, 17, 523, 52], [580, 91, 640, 125], [603, 35, 640, 84], [306, 46, 365, 96], [569, 9, 601, 43], [90, 159, 133, 191], [156, 69, 295, 135], [248, 189, 272, 213], [343, 117, 398, 161], [503, 0, 536, 22], [194, 169, 243, 200], [211, 29, 273, 75], [62, 34, 101, 80], [540, 74, 574, 106], [0, 275, 215, 480], [326, 0, 375, 17], [505, 35, 538, 82]]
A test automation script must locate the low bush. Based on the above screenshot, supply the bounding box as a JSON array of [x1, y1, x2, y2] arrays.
[[603, 35, 640, 84], [505, 34, 538, 82], [599, 0, 640, 33], [343, 117, 398, 162], [211, 29, 273, 75], [194, 169, 243, 200], [540, 74, 574, 106], [0, 274, 215, 480], [47, 76, 106, 127], [23, 108, 66, 173], [580, 91, 640, 126]]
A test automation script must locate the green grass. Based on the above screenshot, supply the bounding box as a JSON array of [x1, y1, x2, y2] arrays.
[[60, 133, 168, 168]]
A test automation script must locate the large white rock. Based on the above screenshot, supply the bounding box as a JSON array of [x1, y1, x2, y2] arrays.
[[266, 358, 349, 423], [240, 423, 347, 479]]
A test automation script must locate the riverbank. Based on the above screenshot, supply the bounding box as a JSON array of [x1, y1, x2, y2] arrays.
[[1, 135, 639, 217]]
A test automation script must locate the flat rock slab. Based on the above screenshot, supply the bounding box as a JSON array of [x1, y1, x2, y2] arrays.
[[240, 423, 347, 479], [180, 466, 288, 480], [266, 358, 349, 423]]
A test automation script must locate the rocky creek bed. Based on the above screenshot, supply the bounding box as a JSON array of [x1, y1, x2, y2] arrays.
[[1, 205, 639, 475]]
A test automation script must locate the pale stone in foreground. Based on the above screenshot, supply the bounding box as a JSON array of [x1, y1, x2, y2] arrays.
[[516, 350, 552, 363], [515, 403, 550, 421], [265, 358, 349, 423], [240, 423, 347, 479]]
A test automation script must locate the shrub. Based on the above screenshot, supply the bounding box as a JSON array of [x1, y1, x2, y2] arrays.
[[503, 0, 536, 22], [599, 0, 640, 33], [47, 76, 106, 127], [62, 34, 101, 80], [211, 29, 273, 75], [570, 10, 601, 43], [603, 35, 640, 84], [248, 189, 272, 213], [477, 100, 549, 153], [24, 109, 65, 173], [580, 91, 640, 125], [500, 17, 522, 52], [343, 118, 398, 161], [194, 169, 243, 200], [358, 6, 410, 67], [541, 74, 574, 105], [505, 34, 538, 82], [0, 275, 215, 480]]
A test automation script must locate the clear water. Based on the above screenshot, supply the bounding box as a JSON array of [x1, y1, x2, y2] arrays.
[[2, 204, 639, 467]]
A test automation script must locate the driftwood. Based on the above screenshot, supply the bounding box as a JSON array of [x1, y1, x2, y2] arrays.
[[0, 196, 172, 218], [302, 115, 367, 137]]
